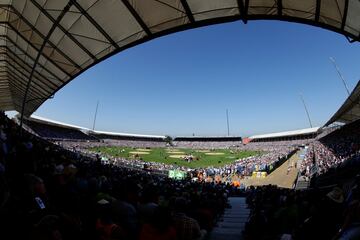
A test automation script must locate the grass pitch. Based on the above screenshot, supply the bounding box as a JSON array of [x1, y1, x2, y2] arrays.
[[89, 146, 260, 168]]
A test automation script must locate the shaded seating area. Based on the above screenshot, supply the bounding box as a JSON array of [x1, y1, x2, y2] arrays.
[[25, 120, 97, 141], [0, 112, 235, 240]]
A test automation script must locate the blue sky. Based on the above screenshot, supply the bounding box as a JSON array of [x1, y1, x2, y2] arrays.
[[33, 20, 360, 137]]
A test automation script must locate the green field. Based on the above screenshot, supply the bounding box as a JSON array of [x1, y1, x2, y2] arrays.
[[89, 146, 260, 168]]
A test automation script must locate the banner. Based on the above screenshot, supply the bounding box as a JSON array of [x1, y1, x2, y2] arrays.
[[168, 170, 186, 180]]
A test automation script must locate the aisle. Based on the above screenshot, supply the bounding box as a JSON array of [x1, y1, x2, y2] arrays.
[[208, 197, 249, 240]]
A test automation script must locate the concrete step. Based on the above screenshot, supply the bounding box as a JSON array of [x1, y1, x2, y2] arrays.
[[209, 197, 249, 240]]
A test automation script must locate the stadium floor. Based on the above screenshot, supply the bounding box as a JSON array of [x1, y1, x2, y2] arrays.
[[241, 151, 300, 188]]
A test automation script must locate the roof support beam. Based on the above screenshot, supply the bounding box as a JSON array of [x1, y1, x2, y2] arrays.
[[28, 0, 97, 61], [2, 74, 25, 91], [4, 52, 57, 90], [277, 0, 282, 16], [3, 47, 59, 89], [341, 0, 349, 30], [121, 0, 152, 36], [20, 0, 72, 129], [3, 36, 65, 83], [2, 63, 52, 95], [7, 6, 81, 69], [4, 24, 72, 77], [71, 0, 120, 49], [5, 72, 47, 100], [315, 0, 321, 22], [180, 0, 195, 23], [3, 64, 50, 94], [7, 75, 38, 98], [237, 0, 249, 24]]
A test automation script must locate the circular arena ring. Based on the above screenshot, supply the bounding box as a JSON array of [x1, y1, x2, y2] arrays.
[[135, 149, 152, 152], [205, 152, 225, 155], [129, 151, 150, 155], [169, 155, 187, 158]]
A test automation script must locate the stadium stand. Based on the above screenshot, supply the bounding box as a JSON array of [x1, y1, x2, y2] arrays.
[[89, 130, 167, 148], [325, 80, 360, 126], [0, 111, 238, 240], [21, 115, 167, 148], [248, 127, 319, 142], [17, 115, 309, 183], [173, 136, 242, 149], [25, 121, 96, 142], [299, 83, 360, 186], [17, 113, 360, 190], [198, 146, 297, 179], [90, 131, 166, 142], [0, 2, 360, 239], [21, 115, 97, 141], [242, 184, 358, 240], [4, 110, 360, 239], [300, 119, 360, 184]]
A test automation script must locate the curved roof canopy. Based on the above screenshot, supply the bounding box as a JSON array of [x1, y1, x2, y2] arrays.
[[25, 115, 167, 138], [249, 127, 320, 140], [0, 0, 359, 116], [325, 80, 360, 126]]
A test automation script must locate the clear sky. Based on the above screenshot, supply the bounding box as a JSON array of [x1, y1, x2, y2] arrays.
[[32, 20, 360, 137]]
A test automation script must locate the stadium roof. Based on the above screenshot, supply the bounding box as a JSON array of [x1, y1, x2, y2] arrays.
[[325, 80, 360, 126], [26, 115, 89, 130], [25, 115, 167, 138], [91, 130, 166, 139], [249, 127, 320, 139], [0, 0, 359, 116]]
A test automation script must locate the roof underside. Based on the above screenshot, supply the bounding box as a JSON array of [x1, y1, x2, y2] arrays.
[[325, 80, 360, 126], [0, 0, 359, 116]]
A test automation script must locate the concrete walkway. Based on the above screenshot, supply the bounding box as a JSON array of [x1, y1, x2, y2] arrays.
[[209, 197, 249, 240]]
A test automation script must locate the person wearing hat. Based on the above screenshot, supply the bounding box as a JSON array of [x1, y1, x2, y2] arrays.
[[327, 187, 345, 204]]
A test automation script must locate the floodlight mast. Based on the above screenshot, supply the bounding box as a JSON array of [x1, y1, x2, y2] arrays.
[[92, 100, 99, 131], [329, 57, 351, 96], [226, 109, 230, 136], [300, 93, 313, 128]]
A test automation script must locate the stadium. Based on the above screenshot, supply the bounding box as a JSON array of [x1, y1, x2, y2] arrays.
[[0, 1, 360, 240]]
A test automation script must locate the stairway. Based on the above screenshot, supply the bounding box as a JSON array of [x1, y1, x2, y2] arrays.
[[209, 197, 249, 240], [296, 178, 310, 189]]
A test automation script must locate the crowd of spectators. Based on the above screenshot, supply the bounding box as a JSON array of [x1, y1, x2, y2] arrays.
[[61, 139, 167, 149], [300, 120, 360, 178], [243, 178, 360, 239], [241, 139, 309, 151], [172, 140, 242, 149], [24, 120, 98, 142], [60, 140, 297, 183], [5, 110, 360, 239], [197, 146, 297, 181], [0, 112, 236, 240]]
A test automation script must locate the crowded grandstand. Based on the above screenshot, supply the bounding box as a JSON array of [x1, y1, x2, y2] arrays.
[[1, 1, 360, 240], [2, 100, 360, 239]]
